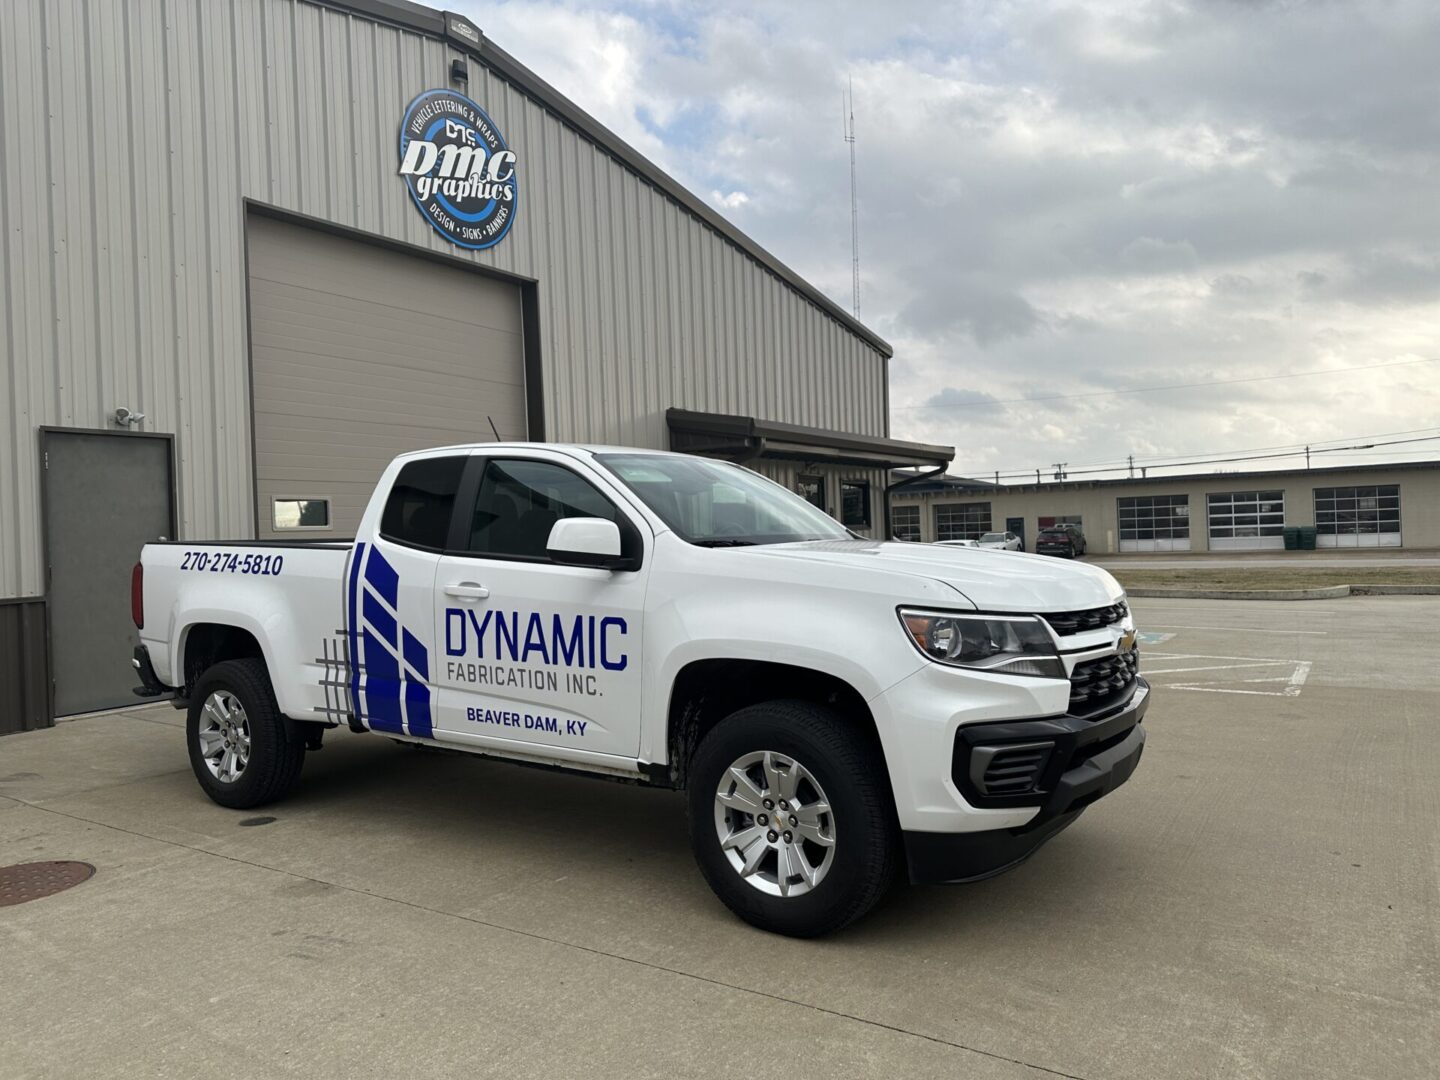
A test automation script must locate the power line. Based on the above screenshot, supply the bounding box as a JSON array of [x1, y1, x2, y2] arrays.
[[980, 432, 1440, 483], [893, 356, 1440, 411], [1028, 425, 1440, 474]]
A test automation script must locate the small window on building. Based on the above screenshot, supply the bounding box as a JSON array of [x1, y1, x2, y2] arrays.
[[465, 459, 618, 560], [380, 456, 466, 551], [892, 504, 921, 542], [272, 497, 331, 530], [840, 482, 871, 528], [797, 474, 826, 513], [935, 502, 991, 542]]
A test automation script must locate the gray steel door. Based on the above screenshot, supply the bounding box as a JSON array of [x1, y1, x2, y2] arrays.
[[246, 213, 527, 539], [43, 431, 174, 716]]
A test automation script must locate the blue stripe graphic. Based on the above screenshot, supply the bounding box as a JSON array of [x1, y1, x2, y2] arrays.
[[402, 629, 429, 680], [364, 547, 399, 606], [363, 628, 404, 733], [346, 543, 366, 719], [405, 681, 433, 739], [363, 590, 398, 648], [344, 541, 433, 739]]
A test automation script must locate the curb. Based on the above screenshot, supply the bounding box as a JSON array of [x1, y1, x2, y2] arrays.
[[1127, 584, 1440, 601], [1348, 583, 1440, 596]]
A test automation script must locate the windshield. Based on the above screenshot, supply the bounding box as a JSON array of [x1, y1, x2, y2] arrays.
[[979, 532, 1005, 543], [596, 454, 852, 546]]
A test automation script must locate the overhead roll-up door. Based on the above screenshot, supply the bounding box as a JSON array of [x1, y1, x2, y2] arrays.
[[246, 213, 526, 538]]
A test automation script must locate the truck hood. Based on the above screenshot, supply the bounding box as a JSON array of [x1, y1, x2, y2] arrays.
[[743, 540, 1123, 612]]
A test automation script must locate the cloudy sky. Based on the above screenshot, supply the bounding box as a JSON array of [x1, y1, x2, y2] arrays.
[[458, 0, 1440, 480]]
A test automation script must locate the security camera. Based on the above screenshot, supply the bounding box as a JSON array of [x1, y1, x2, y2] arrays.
[[113, 407, 146, 427]]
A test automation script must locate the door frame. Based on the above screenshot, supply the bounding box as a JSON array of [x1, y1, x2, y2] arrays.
[[1005, 516, 1025, 550], [38, 426, 178, 714]]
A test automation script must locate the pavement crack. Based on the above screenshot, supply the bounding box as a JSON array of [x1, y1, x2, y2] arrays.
[[16, 798, 1096, 1080]]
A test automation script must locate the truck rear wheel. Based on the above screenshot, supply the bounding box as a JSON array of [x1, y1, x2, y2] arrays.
[[186, 659, 305, 809], [686, 700, 897, 937]]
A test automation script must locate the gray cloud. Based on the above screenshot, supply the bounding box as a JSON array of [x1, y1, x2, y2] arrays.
[[464, 0, 1440, 477]]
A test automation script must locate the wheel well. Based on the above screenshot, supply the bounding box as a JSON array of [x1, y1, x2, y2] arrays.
[[182, 624, 264, 697], [664, 659, 885, 790]]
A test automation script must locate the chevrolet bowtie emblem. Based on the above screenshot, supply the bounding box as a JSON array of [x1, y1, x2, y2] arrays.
[[1120, 629, 1137, 652]]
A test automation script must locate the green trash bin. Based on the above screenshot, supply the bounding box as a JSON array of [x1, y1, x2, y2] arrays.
[[1283, 526, 1300, 551], [1298, 526, 1317, 550]]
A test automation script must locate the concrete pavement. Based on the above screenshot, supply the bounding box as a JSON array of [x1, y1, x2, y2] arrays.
[[2, 596, 1437, 1079]]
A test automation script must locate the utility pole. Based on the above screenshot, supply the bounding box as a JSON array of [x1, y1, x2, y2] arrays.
[[1128, 454, 1134, 478], [1036, 469, 1041, 485], [1305, 445, 1311, 469], [843, 79, 860, 318], [1052, 463, 1068, 482]]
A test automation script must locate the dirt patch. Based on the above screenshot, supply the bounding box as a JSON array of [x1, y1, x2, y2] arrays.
[[1109, 567, 1440, 590]]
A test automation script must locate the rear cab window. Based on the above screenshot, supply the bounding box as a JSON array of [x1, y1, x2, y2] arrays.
[[379, 456, 467, 550]]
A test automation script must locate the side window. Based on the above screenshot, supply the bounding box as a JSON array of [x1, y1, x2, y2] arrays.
[[797, 474, 826, 512], [379, 456, 466, 550], [466, 459, 619, 560], [841, 481, 871, 529]]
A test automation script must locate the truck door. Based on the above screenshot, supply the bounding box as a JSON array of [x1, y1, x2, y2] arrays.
[[430, 454, 650, 760], [347, 455, 467, 739]]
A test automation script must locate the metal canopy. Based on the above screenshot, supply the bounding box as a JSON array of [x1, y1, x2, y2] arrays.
[[667, 409, 954, 470]]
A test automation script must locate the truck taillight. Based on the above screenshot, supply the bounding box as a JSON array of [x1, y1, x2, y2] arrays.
[[131, 562, 144, 630]]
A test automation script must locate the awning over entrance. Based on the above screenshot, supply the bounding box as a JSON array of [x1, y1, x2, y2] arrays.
[[667, 409, 954, 471]]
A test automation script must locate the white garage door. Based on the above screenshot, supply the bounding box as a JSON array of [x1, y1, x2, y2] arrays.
[[246, 214, 526, 538], [1206, 490, 1285, 551]]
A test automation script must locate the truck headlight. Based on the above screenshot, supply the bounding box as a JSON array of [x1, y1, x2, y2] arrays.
[[899, 609, 1065, 679]]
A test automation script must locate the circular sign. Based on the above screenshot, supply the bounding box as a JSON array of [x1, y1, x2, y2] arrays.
[[397, 89, 518, 250]]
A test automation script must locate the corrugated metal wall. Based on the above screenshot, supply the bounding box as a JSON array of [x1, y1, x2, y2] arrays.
[[0, 601, 50, 732], [0, 0, 889, 599]]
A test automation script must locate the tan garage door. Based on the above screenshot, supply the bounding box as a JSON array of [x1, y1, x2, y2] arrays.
[[246, 213, 526, 538]]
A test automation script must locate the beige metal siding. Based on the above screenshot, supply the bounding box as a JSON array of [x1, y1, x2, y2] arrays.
[[0, 0, 888, 597], [247, 214, 525, 537]]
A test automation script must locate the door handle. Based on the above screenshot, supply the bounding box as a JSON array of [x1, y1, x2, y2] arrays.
[[443, 581, 490, 601]]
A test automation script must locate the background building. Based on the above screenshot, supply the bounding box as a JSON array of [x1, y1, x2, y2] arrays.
[[891, 461, 1439, 553], [0, 0, 951, 731]]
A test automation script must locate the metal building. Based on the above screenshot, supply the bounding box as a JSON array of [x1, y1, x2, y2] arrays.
[[0, 0, 951, 730]]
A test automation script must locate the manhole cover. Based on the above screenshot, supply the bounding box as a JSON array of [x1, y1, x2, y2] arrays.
[[0, 861, 96, 906]]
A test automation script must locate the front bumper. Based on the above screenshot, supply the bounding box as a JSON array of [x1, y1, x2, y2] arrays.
[[903, 679, 1148, 884]]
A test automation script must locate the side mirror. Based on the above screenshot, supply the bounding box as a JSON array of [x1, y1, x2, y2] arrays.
[[546, 517, 635, 570]]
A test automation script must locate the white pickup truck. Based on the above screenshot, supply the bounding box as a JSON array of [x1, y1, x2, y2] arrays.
[[132, 444, 1147, 936]]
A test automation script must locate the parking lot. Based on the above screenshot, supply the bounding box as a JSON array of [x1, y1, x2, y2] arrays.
[[1, 595, 1436, 1080]]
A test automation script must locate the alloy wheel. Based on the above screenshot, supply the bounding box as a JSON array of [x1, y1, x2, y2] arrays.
[[713, 750, 836, 898]]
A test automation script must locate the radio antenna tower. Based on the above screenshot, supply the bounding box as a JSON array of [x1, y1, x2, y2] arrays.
[[843, 78, 860, 318]]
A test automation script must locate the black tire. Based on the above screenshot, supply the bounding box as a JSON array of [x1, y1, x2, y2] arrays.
[[186, 658, 306, 809], [686, 700, 897, 937]]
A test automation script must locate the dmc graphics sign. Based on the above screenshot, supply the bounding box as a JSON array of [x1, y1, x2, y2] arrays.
[[397, 89, 517, 250]]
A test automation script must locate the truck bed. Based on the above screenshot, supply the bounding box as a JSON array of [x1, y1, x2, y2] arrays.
[[140, 540, 354, 723]]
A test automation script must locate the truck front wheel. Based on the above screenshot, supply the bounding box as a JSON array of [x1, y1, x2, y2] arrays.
[[687, 700, 897, 937], [186, 658, 306, 809]]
